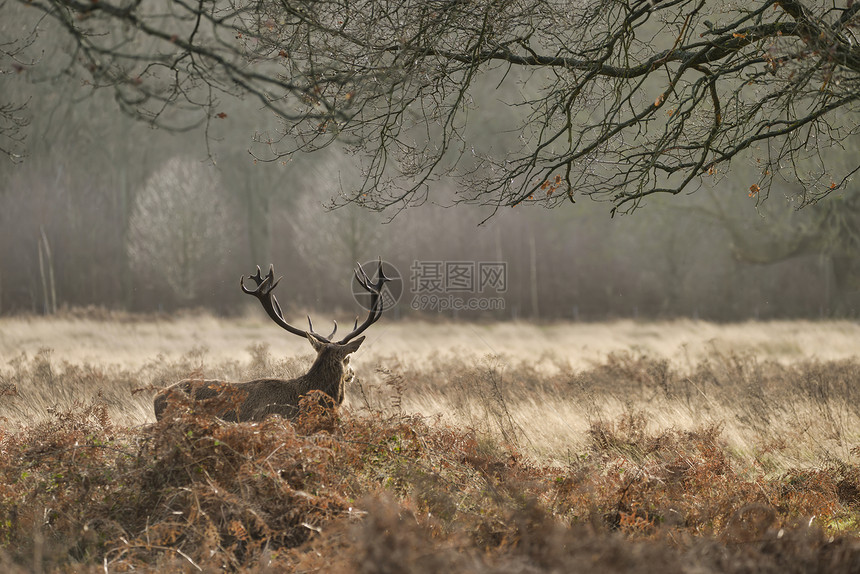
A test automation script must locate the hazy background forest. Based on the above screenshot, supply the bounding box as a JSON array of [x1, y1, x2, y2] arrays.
[[3, 3, 860, 321]]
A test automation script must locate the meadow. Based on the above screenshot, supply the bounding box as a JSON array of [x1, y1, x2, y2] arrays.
[[2, 312, 860, 571]]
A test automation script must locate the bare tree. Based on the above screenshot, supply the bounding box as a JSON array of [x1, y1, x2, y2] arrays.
[[288, 152, 385, 291], [704, 187, 860, 314], [8, 0, 860, 214], [127, 157, 238, 304], [0, 2, 37, 164]]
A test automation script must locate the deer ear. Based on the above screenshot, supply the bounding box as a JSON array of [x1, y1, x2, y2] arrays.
[[306, 332, 325, 352], [342, 336, 365, 355]]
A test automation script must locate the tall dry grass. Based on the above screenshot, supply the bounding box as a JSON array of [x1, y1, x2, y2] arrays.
[[3, 313, 860, 370], [1, 315, 859, 471]]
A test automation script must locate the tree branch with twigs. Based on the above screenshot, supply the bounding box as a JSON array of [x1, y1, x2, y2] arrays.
[[9, 0, 860, 214]]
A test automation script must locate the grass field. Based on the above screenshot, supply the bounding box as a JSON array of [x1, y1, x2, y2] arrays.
[[2, 313, 860, 571]]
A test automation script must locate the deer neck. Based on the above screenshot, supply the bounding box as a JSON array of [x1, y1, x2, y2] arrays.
[[304, 352, 344, 397]]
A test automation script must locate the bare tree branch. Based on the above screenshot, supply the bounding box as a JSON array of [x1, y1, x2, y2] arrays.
[[8, 0, 860, 213], [0, 0, 39, 163]]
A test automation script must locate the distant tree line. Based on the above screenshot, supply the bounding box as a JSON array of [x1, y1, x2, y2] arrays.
[[0, 135, 855, 319]]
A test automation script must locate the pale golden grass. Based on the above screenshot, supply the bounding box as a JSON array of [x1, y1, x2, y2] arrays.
[[2, 314, 860, 369], [1, 314, 859, 473]]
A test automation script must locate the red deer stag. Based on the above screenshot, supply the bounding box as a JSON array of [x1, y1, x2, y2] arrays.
[[154, 260, 389, 421]]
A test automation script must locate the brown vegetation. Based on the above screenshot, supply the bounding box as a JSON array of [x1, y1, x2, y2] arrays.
[[1, 321, 860, 571]]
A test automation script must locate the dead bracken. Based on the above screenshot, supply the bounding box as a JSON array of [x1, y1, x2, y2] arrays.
[[1, 346, 860, 572]]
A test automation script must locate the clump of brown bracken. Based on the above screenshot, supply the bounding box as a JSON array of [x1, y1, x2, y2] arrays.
[[2, 346, 860, 572], [0, 387, 859, 572]]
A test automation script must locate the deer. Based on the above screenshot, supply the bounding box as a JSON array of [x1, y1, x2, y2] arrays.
[[153, 260, 390, 422]]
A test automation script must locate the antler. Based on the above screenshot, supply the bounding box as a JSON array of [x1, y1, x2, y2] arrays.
[[240, 265, 337, 341], [336, 258, 391, 344], [241, 260, 389, 344]]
